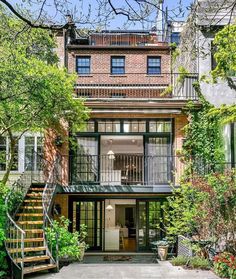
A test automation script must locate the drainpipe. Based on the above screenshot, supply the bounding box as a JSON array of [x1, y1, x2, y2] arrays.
[[63, 14, 75, 70]]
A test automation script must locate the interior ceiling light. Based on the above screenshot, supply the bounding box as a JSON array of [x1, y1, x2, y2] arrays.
[[106, 200, 113, 210]]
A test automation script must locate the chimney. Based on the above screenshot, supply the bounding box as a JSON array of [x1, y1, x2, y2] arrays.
[[156, 0, 164, 41]]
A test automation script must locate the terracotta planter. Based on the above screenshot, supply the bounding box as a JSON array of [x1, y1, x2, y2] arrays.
[[158, 245, 169, 261]]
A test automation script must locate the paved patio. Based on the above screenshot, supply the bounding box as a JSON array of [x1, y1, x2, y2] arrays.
[[28, 261, 219, 279]]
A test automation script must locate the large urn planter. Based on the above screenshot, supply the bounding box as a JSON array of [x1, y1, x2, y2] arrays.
[[158, 245, 169, 261], [156, 239, 169, 261], [79, 242, 86, 261]]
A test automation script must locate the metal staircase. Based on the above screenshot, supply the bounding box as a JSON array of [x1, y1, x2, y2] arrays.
[[5, 153, 61, 279]]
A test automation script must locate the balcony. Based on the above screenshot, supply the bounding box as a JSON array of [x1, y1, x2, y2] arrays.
[[69, 154, 186, 188], [88, 32, 166, 46], [75, 73, 199, 101]]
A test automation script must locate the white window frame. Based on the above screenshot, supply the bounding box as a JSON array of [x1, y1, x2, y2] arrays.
[[0, 132, 43, 173]]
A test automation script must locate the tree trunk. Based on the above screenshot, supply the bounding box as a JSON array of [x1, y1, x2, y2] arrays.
[[1, 131, 16, 185]]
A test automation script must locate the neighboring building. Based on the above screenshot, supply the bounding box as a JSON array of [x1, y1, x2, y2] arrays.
[[175, 0, 236, 106], [174, 0, 236, 166], [51, 26, 199, 252]]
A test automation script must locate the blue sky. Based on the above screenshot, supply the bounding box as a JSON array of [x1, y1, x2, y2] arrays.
[[11, 0, 194, 29], [101, 0, 194, 29]]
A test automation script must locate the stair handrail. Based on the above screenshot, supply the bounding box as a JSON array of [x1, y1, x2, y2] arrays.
[[5, 155, 35, 277], [42, 153, 62, 270]]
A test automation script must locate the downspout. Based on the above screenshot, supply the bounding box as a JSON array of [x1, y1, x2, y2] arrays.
[[63, 28, 68, 70]]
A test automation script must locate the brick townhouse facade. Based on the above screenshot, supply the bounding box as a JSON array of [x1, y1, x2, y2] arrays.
[[4, 1, 235, 277], [50, 28, 199, 252]]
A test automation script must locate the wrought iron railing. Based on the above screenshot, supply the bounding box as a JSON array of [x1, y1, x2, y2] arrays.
[[5, 151, 62, 277], [70, 154, 187, 186], [74, 73, 199, 101], [5, 152, 40, 278], [42, 153, 62, 271], [70, 154, 236, 187]]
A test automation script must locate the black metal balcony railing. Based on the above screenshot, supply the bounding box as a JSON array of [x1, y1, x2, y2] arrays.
[[75, 73, 199, 101], [70, 154, 186, 186], [69, 154, 235, 187]]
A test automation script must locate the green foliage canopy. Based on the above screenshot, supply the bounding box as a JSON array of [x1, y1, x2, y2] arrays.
[[212, 24, 236, 79], [0, 6, 89, 183]]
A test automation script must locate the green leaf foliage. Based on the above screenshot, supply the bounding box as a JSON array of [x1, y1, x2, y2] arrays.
[[182, 84, 225, 167], [164, 170, 236, 255], [212, 24, 236, 80], [0, 5, 89, 183], [46, 216, 88, 260], [0, 184, 9, 277]]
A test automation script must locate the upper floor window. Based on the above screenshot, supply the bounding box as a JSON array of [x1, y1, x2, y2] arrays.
[[25, 136, 43, 170], [111, 56, 125, 75], [149, 121, 172, 133], [147, 56, 161, 75], [0, 134, 43, 172], [123, 121, 146, 133], [98, 120, 120, 133], [76, 56, 91, 75]]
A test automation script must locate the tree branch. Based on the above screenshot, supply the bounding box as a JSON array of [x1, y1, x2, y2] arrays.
[[0, 0, 68, 30]]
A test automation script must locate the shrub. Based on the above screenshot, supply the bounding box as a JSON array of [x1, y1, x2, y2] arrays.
[[214, 252, 236, 279], [46, 216, 87, 261], [0, 185, 9, 278], [189, 256, 211, 270], [171, 256, 188, 266]]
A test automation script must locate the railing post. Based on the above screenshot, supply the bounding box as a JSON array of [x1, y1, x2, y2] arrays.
[[21, 232, 24, 278], [55, 231, 59, 271]]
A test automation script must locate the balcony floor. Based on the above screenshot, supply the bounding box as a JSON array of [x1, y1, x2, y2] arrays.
[[61, 184, 174, 194]]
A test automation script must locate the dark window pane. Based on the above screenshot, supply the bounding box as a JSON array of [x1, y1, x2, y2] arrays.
[[147, 57, 161, 75], [112, 67, 125, 74], [111, 56, 125, 75], [76, 56, 91, 74]]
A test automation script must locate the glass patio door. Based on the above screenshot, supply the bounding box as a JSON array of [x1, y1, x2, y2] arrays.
[[137, 200, 165, 251], [72, 200, 103, 250], [145, 136, 172, 184]]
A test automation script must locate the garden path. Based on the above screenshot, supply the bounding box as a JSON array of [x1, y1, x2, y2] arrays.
[[28, 261, 219, 279]]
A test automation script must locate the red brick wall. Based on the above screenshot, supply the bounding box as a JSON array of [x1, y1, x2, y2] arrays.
[[44, 122, 69, 186], [67, 48, 171, 85]]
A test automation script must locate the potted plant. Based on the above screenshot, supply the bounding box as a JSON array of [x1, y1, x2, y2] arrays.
[[156, 238, 169, 261]]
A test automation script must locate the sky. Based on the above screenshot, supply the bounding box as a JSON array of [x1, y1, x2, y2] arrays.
[[10, 0, 194, 29], [105, 0, 194, 29]]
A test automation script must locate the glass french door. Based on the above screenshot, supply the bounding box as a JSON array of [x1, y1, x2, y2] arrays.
[[72, 200, 103, 250], [137, 200, 165, 251], [145, 136, 172, 184]]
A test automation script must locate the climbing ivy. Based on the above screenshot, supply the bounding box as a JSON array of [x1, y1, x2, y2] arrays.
[[182, 83, 225, 167]]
